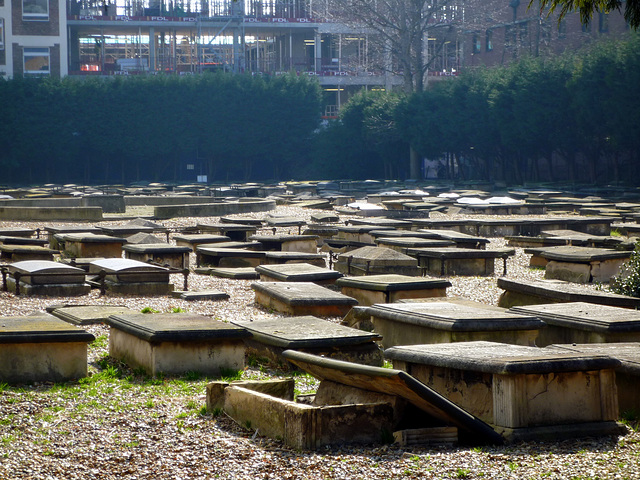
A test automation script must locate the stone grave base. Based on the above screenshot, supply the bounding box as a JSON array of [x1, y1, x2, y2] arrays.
[[6, 278, 91, 296], [545, 258, 627, 283], [421, 257, 495, 276], [340, 286, 447, 306], [0, 341, 88, 383], [65, 242, 123, 259], [253, 289, 354, 317], [109, 328, 245, 376]]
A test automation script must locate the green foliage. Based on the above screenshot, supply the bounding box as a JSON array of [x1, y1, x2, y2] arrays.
[[140, 307, 160, 314], [610, 242, 640, 297], [171, 307, 187, 313]]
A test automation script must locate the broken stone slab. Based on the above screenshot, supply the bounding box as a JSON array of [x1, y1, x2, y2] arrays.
[[105, 312, 250, 376], [49, 304, 134, 325], [252, 281, 358, 317], [415, 229, 491, 249], [231, 315, 383, 367], [497, 277, 640, 309], [173, 234, 231, 248], [0, 244, 57, 262], [335, 274, 451, 306], [407, 247, 515, 276], [310, 212, 340, 223], [88, 258, 173, 295], [263, 251, 326, 267], [510, 302, 640, 346], [206, 378, 295, 411], [57, 233, 127, 258], [194, 266, 259, 280], [196, 247, 266, 268], [255, 263, 343, 285], [527, 246, 632, 283], [384, 341, 624, 442], [196, 222, 258, 241], [366, 301, 544, 349], [4, 260, 90, 296], [123, 243, 191, 270], [170, 290, 230, 301], [0, 314, 95, 383], [248, 234, 319, 253], [547, 342, 640, 415], [335, 246, 421, 277]]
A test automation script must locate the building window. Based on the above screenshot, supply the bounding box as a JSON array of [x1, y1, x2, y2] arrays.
[[486, 29, 493, 51], [0, 19, 4, 51], [22, 0, 49, 20], [23, 48, 50, 75], [472, 34, 481, 53], [599, 12, 609, 32]]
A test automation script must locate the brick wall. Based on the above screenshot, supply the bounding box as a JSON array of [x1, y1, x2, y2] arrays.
[[11, 0, 59, 36]]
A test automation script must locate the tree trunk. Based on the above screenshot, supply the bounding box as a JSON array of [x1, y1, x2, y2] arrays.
[[409, 146, 420, 179]]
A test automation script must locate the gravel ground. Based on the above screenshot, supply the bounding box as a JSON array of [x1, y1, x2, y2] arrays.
[[1, 206, 639, 479]]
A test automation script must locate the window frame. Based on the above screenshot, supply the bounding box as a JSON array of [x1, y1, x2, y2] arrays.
[[23, 47, 51, 75], [22, 0, 49, 21], [0, 18, 4, 51]]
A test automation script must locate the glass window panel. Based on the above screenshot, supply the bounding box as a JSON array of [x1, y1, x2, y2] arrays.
[[24, 47, 50, 75], [23, 0, 49, 19]]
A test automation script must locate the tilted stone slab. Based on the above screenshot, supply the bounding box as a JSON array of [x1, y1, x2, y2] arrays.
[[231, 315, 383, 366], [105, 312, 250, 376], [407, 247, 515, 276], [123, 243, 191, 269], [367, 301, 544, 348], [252, 281, 358, 317], [384, 341, 623, 442], [248, 234, 319, 253], [50, 305, 134, 325], [335, 274, 451, 306], [510, 302, 640, 345], [0, 314, 94, 383], [310, 212, 340, 223], [497, 277, 640, 309], [255, 263, 343, 285]]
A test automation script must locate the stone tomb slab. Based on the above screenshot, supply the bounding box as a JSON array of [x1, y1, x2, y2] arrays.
[[50, 305, 134, 325], [510, 302, 640, 346], [0, 314, 94, 383], [173, 234, 231, 249], [255, 263, 343, 285], [407, 247, 515, 276], [0, 236, 48, 247], [45, 225, 103, 250], [335, 274, 451, 306], [384, 341, 623, 442], [497, 277, 640, 309], [231, 315, 383, 367], [196, 247, 266, 268], [0, 244, 57, 262], [366, 301, 544, 349], [415, 229, 490, 249], [528, 246, 631, 283], [98, 225, 155, 238], [374, 237, 455, 252], [57, 233, 127, 258], [248, 234, 319, 254], [540, 229, 625, 249], [5, 260, 90, 296], [197, 223, 258, 241], [547, 342, 640, 414], [252, 281, 358, 317], [335, 246, 420, 277], [123, 243, 191, 270], [171, 290, 230, 301], [263, 251, 326, 267], [194, 266, 259, 280], [105, 312, 249, 376], [0, 228, 36, 238], [88, 258, 173, 295], [334, 225, 395, 245]]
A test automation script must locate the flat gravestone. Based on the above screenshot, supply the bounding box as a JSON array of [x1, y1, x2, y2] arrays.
[[194, 266, 259, 280], [220, 215, 264, 226], [547, 342, 640, 414], [173, 234, 231, 248], [367, 301, 544, 349], [334, 225, 395, 244], [510, 302, 640, 345], [123, 243, 191, 269], [505, 236, 567, 248], [171, 290, 230, 301], [0, 244, 56, 262], [527, 246, 631, 283], [50, 305, 134, 325], [336, 274, 451, 306], [125, 233, 167, 245], [0, 236, 48, 247], [99, 225, 155, 238], [264, 216, 306, 228], [196, 247, 266, 268], [263, 251, 326, 267], [105, 312, 249, 376], [197, 223, 258, 241], [310, 212, 339, 223], [384, 341, 623, 442], [252, 281, 358, 317], [89, 258, 172, 295], [45, 225, 102, 249], [407, 247, 515, 276], [374, 237, 455, 254], [255, 263, 343, 285], [497, 277, 640, 309], [6, 260, 90, 296], [0, 228, 36, 238], [540, 229, 625, 248], [58, 233, 127, 258], [347, 217, 413, 229], [415, 229, 491, 249], [0, 314, 94, 383], [248, 234, 319, 253], [231, 315, 383, 366], [335, 246, 420, 277]]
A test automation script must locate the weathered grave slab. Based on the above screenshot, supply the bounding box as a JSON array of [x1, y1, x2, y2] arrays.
[[88, 258, 173, 295], [220, 215, 264, 226], [264, 216, 307, 229], [497, 277, 640, 309], [248, 234, 319, 253], [4, 260, 90, 296], [510, 302, 640, 345], [197, 223, 258, 241], [335, 246, 420, 277], [540, 229, 626, 248], [310, 212, 339, 223], [173, 234, 231, 249], [505, 236, 567, 248], [547, 342, 640, 414], [367, 301, 544, 348], [0, 236, 48, 247], [105, 312, 249, 376], [57, 233, 127, 258], [0, 244, 56, 262], [45, 225, 102, 249], [333, 225, 395, 245], [263, 251, 326, 267], [414, 229, 490, 249], [384, 341, 623, 442], [171, 290, 230, 301], [0, 314, 94, 383], [0, 228, 36, 238], [374, 237, 455, 252], [50, 305, 134, 325], [256, 263, 343, 285], [252, 281, 358, 317], [301, 225, 339, 246], [407, 247, 515, 276], [335, 274, 451, 306], [98, 225, 155, 238], [123, 243, 191, 270], [124, 233, 167, 245], [196, 247, 266, 268], [231, 315, 383, 367], [194, 266, 259, 280], [347, 217, 413, 229]]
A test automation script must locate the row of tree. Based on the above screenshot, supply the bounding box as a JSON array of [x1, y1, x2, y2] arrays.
[[0, 73, 322, 185], [307, 33, 640, 184]]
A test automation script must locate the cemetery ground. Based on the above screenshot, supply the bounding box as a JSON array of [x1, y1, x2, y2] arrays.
[[1, 206, 639, 479]]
